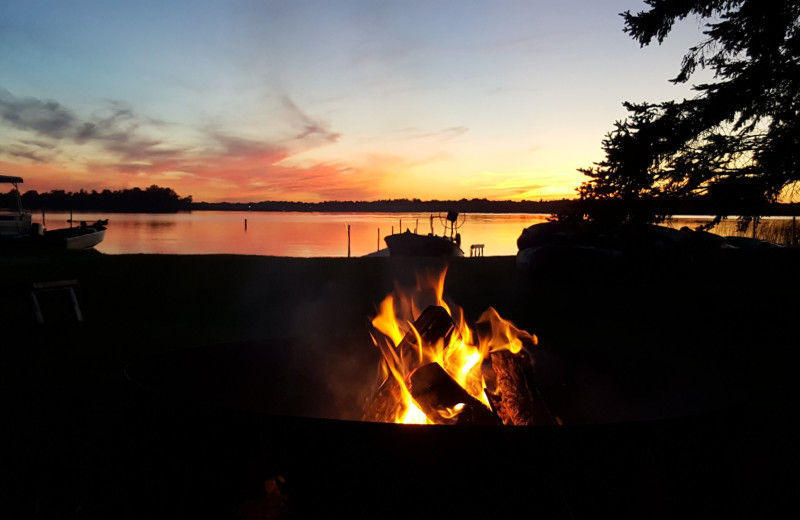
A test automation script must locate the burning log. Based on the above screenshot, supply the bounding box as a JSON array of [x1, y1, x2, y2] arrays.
[[364, 304, 501, 425], [485, 349, 539, 426], [362, 305, 456, 423], [363, 299, 542, 426], [408, 362, 501, 426], [394, 304, 455, 361]]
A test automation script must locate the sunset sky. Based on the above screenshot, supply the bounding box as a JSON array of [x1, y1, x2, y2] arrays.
[[1, 1, 710, 203]]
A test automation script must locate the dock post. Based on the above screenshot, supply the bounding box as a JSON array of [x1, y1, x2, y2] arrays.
[[347, 224, 351, 257], [244, 218, 247, 230]]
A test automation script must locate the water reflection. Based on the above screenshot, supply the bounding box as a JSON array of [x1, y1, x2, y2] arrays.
[[33, 211, 796, 257], [35, 211, 548, 257]]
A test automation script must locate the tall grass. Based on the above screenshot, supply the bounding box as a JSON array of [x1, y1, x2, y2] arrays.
[[747, 219, 799, 245], [668, 217, 799, 246]]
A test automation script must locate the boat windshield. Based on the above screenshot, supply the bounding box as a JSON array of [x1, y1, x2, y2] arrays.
[[0, 175, 25, 215]]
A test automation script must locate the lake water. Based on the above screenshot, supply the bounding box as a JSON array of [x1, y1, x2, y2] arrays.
[[38, 211, 549, 257], [36, 211, 795, 257]]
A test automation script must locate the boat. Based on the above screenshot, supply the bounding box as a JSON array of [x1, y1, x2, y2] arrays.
[[1, 174, 107, 251], [0, 175, 32, 239], [43, 219, 108, 250], [383, 211, 465, 257]]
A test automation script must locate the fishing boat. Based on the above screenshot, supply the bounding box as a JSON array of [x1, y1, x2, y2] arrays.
[[383, 210, 465, 257], [0, 174, 107, 251], [44, 219, 108, 250]]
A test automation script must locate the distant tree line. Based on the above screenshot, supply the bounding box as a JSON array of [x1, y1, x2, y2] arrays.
[[194, 197, 800, 216], [1, 185, 193, 213], [191, 198, 577, 214], [4, 185, 799, 215]]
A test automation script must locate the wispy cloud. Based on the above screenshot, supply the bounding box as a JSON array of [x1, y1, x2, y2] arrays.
[[0, 88, 77, 139], [0, 144, 48, 163], [462, 172, 550, 200], [412, 126, 470, 142], [280, 95, 340, 144], [0, 138, 57, 163], [208, 132, 288, 163], [0, 89, 182, 162], [0, 88, 375, 201]]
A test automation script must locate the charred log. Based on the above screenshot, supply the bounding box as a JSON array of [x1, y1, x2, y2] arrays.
[[408, 362, 501, 426], [361, 375, 404, 423], [365, 304, 537, 426], [395, 305, 454, 362], [486, 350, 537, 426], [363, 305, 456, 423], [485, 349, 556, 426]]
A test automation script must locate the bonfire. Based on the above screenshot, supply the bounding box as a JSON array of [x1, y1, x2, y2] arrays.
[[363, 266, 541, 426]]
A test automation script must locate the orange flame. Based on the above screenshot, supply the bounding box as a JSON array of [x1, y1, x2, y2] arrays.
[[367, 266, 537, 424]]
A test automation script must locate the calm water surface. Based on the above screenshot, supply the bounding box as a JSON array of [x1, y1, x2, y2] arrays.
[[41, 211, 551, 257], [39, 211, 795, 257]]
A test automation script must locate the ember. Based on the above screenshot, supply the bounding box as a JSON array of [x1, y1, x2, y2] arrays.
[[363, 266, 539, 425]]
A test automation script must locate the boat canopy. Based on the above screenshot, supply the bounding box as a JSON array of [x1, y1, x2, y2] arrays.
[[0, 175, 24, 184]]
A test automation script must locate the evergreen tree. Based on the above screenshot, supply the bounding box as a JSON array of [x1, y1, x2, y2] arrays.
[[579, 0, 800, 227]]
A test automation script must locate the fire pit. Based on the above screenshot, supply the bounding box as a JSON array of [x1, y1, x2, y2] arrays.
[[123, 335, 749, 519], [123, 265, 753, 518]]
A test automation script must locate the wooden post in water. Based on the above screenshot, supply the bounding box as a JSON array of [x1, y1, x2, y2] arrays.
[[377, 228, 380, 252], [793, 216, 797, 246], [244, 218, 247, 230], [42, 209, 46, 228], [347, 224, 351, 257]]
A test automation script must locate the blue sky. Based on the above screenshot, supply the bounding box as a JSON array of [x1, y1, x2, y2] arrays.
[[0, 0, 710, 202]]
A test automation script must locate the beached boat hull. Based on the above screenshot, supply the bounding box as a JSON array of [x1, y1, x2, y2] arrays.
[[45, 226, 107, 250], [384, 230, 464, 257]]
